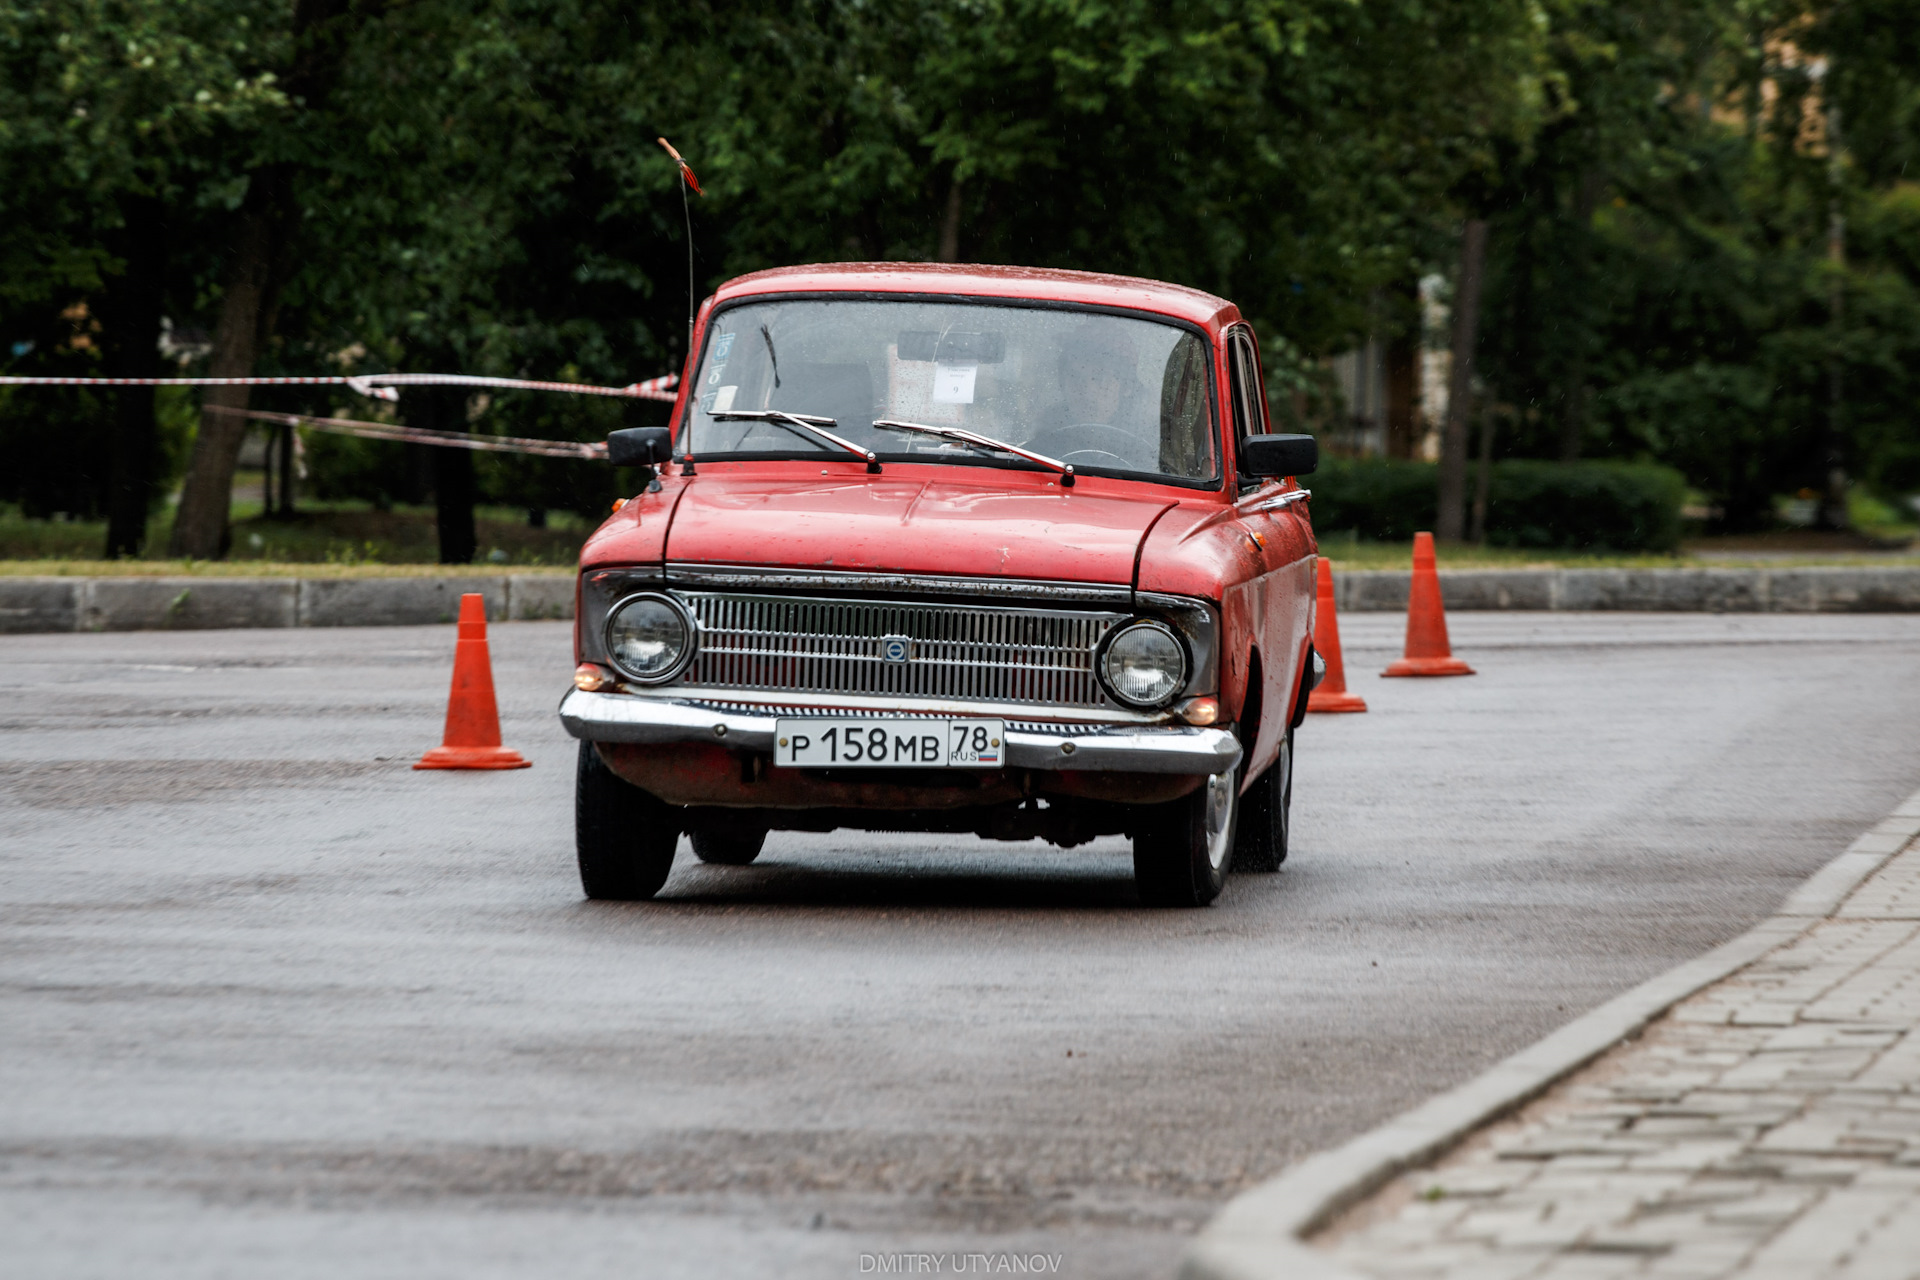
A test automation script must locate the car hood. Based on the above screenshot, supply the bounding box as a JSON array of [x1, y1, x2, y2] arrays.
[[662, 469, 1176, 586]]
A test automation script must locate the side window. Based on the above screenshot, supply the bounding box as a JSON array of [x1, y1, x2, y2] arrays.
[[1242, 331, 1273, 435], [1227, 327, 1269, 440], [1227, 329, 1271, 494]]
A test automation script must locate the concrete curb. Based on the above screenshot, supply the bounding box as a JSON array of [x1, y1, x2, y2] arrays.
[[3, 564, 1920, 637], [1336, 565, 1920, 613], [1178, 787, 1920, 1280], [5, 565, 1917, 634], [0, 574, 575, 634]]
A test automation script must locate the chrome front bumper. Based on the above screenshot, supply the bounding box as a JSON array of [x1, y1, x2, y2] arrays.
[[557, 689, 1241, 776]]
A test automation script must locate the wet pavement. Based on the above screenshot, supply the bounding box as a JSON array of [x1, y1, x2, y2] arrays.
[[4, 614, 1919, 1279]]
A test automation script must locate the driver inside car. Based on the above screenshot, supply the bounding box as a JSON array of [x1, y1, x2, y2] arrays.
[[1035, 326, 1155, 468]]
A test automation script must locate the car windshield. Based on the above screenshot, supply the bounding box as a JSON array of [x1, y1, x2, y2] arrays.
[[682, 299, 1218, 483]]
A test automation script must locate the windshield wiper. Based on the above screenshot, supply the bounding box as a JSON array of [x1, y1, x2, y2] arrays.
[[710, 409, 880, 473], [871, 419, 1075, 487]]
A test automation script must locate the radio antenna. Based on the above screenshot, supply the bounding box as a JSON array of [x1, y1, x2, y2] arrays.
[[657, 138, 703, 344]]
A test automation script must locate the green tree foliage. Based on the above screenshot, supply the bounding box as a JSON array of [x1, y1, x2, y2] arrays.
[[0, 0, 285, 306], [279, 0, 1557, 524], [4, 0, 1915, 551], [1472, 0, 1920, 530], [1310, 456, 1686, 550], [0, 0, 287, 538]]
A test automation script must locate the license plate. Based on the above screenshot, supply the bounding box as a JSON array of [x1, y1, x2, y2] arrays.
[[773, 718, 1005, 769]]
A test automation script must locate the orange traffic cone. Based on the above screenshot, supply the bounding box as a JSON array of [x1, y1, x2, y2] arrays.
[[1382, 532, 1474, 678], [1307, 559, 1367, 712], [415, 593, 532, 769]]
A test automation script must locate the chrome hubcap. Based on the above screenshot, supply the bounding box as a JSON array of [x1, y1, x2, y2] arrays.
[[1204, 770, 1235, 871]]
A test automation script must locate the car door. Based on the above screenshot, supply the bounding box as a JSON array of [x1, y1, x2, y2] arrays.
[[1225, 325, 1313, 778]]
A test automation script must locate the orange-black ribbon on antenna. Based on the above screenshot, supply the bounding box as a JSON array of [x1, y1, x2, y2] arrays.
[[657, 137, 703, 195]]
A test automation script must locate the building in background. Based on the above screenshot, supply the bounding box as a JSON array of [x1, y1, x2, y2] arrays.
[[1323, 275, 1449, 462], [1326, 335, 1387, 457]]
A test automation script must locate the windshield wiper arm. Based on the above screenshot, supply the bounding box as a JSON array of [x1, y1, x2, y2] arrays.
[[871, 419, 1075, 487], [711, 409, 880, 473]]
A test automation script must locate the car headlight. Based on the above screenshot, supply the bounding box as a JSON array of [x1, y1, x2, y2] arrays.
[[604, 593, 695, 683], [1100, 620, 1188, 708]]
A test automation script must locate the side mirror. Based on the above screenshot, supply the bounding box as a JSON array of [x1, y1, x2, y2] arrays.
[[1238, 433, 1318, 479], [607, 427, 673, 467]]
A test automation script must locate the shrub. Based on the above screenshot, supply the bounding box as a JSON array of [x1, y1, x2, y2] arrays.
[[1302, 458, 1437, 541], [1485, 460, 1685, 552], [1308, 458, 1686, 552]]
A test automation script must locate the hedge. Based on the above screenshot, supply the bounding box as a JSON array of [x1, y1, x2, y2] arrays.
[[1306, 458, 1687, 552]]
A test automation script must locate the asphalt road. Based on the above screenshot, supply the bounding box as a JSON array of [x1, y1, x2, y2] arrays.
[[5, 613, 1920, 1280]]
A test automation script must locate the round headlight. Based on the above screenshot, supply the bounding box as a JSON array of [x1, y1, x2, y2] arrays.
[[605, 593, 694, 683], [1101, 620, 1188, 708]]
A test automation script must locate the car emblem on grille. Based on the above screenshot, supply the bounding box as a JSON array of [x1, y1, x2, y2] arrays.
[[880, 635, 912, 663]]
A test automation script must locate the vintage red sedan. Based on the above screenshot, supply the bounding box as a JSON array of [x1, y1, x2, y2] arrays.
[[560, 263, 1321, 906]]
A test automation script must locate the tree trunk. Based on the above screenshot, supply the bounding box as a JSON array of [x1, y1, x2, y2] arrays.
[[1384, 276, 1420, 459], [167, 177, 281, 558], [100, 197, 167, 559], [261, 424, 277, 513], [1558, 169, 1603, 461], [1818, 222, 1849, 530], [276, 420, 296, 515], [1436, 219, 1488, 542], [433, 447, 478, 565], [163, 0, 356, 558], [1818, 102, 1850, 532], [417, 387, 477, 564], [1469, 399, 1496, 544]]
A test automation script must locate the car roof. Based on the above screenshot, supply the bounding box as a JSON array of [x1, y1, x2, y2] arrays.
[[712, 262, 1240, 330]]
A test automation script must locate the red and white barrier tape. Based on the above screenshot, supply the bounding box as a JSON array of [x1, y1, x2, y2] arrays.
[[352, 373, 680, 402], [0, 371, 678, 403], [207, 405, 612, 459]]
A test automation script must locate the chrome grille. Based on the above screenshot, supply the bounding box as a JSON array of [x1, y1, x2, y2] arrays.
[[678, 592, 1125, 708], [668, 697, 1092, 733]]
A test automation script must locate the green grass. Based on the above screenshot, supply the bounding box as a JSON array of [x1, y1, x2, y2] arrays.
[[1, 499, 591, 570], [1314, 529, 1920, 570], [1315, 535, 1689, 570], [1849, 490, 1920, 542]]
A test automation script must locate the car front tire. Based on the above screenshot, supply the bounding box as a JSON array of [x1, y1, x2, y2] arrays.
[[575, 741, 680, 900], [1132, 768, 1238, 907], [1233, 727, 1293, 873]]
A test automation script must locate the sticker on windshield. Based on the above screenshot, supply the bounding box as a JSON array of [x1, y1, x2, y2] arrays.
[[712, 385, 737, 412], [711, 333, 735, 360], [932, 362, 977, 404]]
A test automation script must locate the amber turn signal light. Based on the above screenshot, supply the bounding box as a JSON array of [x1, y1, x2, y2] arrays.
[[574, 663, 615, 692], [611, 497, 628, 514], [1177, 696, 1220, 726]]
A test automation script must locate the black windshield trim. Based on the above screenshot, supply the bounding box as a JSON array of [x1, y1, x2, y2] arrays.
[[672, 450, 1225, 492], [675, 291, 1223, 492]]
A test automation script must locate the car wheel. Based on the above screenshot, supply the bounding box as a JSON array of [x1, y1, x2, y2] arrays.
[[575, 741, 680, 900], [691, 829, 767, 866], [1234, 727, 1293, 873], [1132, 768, 1237, 907]]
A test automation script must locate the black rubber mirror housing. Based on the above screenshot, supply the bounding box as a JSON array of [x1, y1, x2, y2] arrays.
[[607, 427, 674, 467], [1239, 433, 1318, 479]]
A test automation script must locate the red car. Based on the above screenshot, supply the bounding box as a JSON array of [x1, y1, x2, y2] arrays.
[[560, 263, 1321, 906]]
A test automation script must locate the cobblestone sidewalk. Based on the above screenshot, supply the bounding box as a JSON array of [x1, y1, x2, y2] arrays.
[[1317, 827, 1920, 1280]]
